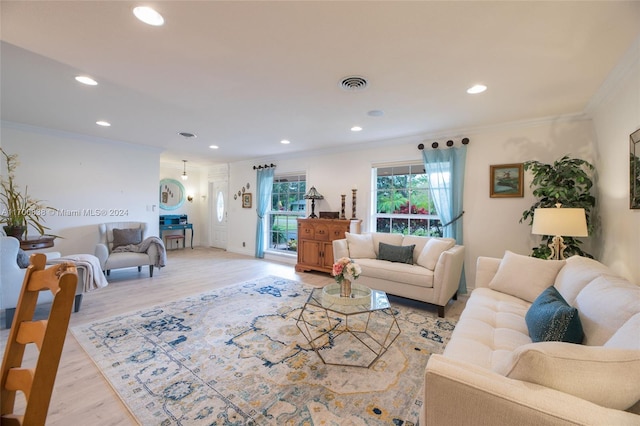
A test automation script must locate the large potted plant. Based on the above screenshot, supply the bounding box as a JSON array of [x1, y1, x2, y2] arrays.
[[0, 148, 54, 239], [520, 155, 596, 258]]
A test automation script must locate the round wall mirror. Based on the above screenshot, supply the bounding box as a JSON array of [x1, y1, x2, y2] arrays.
[[159, 178, 185, 210]]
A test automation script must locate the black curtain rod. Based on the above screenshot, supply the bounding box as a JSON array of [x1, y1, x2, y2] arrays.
[[253, 163, 276, 170], [418, 137, 469, 150]]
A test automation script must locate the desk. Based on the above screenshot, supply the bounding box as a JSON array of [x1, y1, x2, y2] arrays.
[[160, 215, 194, 249]]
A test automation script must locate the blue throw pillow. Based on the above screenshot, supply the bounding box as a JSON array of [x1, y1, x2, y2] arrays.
[[377, 242, 415, 264], [525, 286, 584, 344], [16, 248, 30, 269]]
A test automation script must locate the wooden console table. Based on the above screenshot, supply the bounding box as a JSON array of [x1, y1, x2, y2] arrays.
[[295, 218, 361, 274]]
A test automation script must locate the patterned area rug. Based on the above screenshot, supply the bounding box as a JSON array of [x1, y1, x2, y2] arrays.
[[71, 276, 456, 425]]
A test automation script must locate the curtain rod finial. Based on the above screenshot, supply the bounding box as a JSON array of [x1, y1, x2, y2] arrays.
[[462, 137, 470, 145]]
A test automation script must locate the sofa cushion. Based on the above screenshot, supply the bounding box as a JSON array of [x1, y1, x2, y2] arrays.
[[525, 286, 584, 344], [402, 235, 430, 263], [356, 257, 434, 288], [574, 275, 640, 346], [605, 313, 640, 350], [554, 255, 611, 305], [444, 287, 532, 371], [417, 238, 455, 270], [112, 227, 143, 250], [498, 342, 640, 410], [378, 242, 414, 264], [488, 251, 565, 303], [345, 232, 376, 259], [371, 233, 404, 257]]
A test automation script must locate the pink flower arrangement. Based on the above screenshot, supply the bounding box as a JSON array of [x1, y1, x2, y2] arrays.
[[332, 257, 361, 283]]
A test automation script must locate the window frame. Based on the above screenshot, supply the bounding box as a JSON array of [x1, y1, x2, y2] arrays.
[[372, 162, 442, 237], [266, 173, 307, 254]]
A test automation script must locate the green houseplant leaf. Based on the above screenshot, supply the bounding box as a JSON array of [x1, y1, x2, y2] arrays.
[[520, 155, 596, 258]]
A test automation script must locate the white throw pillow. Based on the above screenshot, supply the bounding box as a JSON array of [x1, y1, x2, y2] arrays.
[[345, 233, 376, 259], [497, 342, 640, 410], [488, 251, 565, 303], [416, 238, 455, 270]]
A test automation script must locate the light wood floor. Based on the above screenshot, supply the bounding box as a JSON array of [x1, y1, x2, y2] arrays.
[[1, 247, 466, 425]]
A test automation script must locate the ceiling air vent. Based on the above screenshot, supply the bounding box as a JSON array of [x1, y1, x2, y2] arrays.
[[339, 75, 368, 91]]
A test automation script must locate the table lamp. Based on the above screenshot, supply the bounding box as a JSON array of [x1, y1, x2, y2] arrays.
[[531, 204, 588, 260], [304, 186, 324, 218]]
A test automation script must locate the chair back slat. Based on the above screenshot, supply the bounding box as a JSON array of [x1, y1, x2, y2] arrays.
[[1, 254, 77, 426]]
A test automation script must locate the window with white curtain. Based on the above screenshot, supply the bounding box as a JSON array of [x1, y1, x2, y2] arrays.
[[267, 173, 306, 253], [373, 163, 442, 236]]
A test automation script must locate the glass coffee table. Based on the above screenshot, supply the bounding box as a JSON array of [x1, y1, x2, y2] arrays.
[[296, 284, 401, 368]]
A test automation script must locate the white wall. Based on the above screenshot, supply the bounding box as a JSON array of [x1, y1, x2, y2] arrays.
[[1, 123, 161, 255], [226, 116, 598, 288], [588, 36, 640, 283]]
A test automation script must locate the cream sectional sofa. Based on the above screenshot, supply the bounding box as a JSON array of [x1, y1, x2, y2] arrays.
[[332, 232, 465, 317], [423, 252, 640, 425]]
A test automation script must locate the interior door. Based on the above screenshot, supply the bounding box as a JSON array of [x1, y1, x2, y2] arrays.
[[210, 180, 228, 249]]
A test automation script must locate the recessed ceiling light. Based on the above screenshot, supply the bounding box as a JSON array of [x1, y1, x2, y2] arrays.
[[280, 139, 291, 144], [96, 121, 111, 127], [133, 6, 164, 26], [75, 75, 98, 86], [351, 126, 363, 132], [209, 145, 219, 149], [467, 84, 487, 94]]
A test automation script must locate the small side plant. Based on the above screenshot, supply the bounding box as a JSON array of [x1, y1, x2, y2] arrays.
[[520, 155, 596, 258]]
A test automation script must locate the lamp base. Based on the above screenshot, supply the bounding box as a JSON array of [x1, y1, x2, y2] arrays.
[[548, 235, 567, 260]]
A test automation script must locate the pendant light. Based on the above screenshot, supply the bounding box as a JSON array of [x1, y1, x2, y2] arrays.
[[181, 160, 188, 181]]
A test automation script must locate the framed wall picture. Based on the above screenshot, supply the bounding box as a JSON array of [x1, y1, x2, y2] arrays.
[[242, 193, 252, 208], [490, 163, 524, 198]]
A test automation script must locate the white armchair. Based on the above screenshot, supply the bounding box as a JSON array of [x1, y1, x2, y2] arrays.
[[0, 236, 84, 328], [95, 222, 158, 277]]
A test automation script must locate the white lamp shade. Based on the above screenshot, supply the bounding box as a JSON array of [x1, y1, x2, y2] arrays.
[[531, 208, 588, 237]]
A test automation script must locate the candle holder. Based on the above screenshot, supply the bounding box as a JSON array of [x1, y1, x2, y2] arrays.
[[340, 194, 346, 219], [351, 189, 357, 219]]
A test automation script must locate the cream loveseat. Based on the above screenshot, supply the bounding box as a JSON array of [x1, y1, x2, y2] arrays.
[[332, 232, 465, 317], [423, 251, 640, 425]]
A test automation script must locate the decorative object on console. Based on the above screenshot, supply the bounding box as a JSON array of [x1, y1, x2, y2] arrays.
[[319, 211, 339, 219], [0, 148, 57, 239], [489, 163, 524, 198], [630, 128, 640, 209], [520, 155, 595, 259], [351, 188, 357, 219], [340, 194, 346, 219], [332, 257, 362, 297], [531, 204, 588, 260], [303, 186, 323, 218]]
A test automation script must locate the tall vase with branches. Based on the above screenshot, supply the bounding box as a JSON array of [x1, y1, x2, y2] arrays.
[[0, 148, 54, 239], [520, 155, 596, 259]]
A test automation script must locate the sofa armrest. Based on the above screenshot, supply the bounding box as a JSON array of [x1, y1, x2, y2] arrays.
[[432, 245, 465, 306], [332, 238, 349, 262], [422, 354, 640, 426], [475, 256, 502, 288], [94, 243, 109, 268]]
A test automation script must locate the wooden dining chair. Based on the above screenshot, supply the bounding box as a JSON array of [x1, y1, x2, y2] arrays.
[[1, 253, 78, 426]]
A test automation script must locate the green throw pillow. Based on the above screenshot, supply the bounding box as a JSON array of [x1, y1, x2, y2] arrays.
[[525, 286, 584, 344], [377, 242, 415, 264]]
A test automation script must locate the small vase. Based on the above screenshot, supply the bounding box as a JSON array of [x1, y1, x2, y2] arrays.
[[340, 279, 352, 298]]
